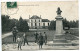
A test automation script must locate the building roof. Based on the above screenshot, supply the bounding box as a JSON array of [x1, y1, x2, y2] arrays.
[[42, 19, 50, 22], [30, 15, 41, 19], [24, 19, 29, 22], [24, 19, 50, 22]]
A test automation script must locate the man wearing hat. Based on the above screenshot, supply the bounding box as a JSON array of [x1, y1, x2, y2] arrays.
[[12, 26, 18, 42]]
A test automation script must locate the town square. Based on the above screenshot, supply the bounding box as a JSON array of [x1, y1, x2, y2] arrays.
[[1, 1, 79, 51]]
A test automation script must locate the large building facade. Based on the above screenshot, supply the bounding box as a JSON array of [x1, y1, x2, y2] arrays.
[[27, 15, 50, 29]]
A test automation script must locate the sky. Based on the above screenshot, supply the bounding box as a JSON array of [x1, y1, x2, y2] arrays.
[[1, 1, 79, 21]]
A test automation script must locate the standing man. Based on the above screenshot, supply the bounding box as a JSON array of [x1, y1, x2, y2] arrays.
[[23, 33, 29, 46], [43, 32, 47, 45], [38, 33, 44, 49], [12, 26, 18, 42], [34, 31, 38, 43]]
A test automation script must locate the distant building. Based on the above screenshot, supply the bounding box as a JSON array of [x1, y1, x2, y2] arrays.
[[26, 15, 50, 29]]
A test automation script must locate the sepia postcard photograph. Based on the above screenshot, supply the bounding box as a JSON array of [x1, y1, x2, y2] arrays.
[[1, 0, 79, 51]]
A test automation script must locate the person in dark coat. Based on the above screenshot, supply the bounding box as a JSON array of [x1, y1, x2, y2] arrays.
[[38, 33, 44, 49], [34, 32, 38, 43], [12, 26, 18, 42], [23, 33, 28, 46]]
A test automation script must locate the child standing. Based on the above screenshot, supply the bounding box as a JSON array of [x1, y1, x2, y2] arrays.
[[17, 35, 23, 50], [38, 33, 44, 49]]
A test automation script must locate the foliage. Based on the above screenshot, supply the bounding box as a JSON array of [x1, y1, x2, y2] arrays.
[[16, 17, 29, 32], [2, 15, 29, 33], [48, 20, 56, 30], [63, 18, 79, 29], [1, 15, 16, 32], [48, 18, 79, 30], [69, 20, 79, 28], [63, 18, 70, 30]]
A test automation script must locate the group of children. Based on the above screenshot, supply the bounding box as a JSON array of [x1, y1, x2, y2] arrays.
[[16, 32, 47, 50], [12, 27, 47, 50], [16, 33, 28, 50], [34, 32, 47, 49]]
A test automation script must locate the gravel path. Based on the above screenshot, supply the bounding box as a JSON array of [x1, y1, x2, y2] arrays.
[[2, 32, 12, 39]]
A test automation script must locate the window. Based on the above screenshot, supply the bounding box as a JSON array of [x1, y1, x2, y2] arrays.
[[35, 19, 36, 22], [48, 23, 49, 26], [43, 23, 45, 28], [39, 20, 40, 22], [43, 23, 45, 26], [31, 19, 32, 22], [35, 23, 37, 26]]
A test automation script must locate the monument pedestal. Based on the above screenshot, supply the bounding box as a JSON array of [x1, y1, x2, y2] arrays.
[[53, 15, 72, 46]]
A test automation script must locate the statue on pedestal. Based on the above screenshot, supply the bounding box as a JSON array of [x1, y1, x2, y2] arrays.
[[56, 7, 62, 15]]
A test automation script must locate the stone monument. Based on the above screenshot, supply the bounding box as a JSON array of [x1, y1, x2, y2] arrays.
[[53, 7, 71, 46], [55, 7, 63, 34]]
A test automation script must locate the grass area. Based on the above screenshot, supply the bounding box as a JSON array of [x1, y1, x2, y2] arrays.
[[2, 28, 79, 44], [65, 28, 79, 36], [2, 30, 55, 44]]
